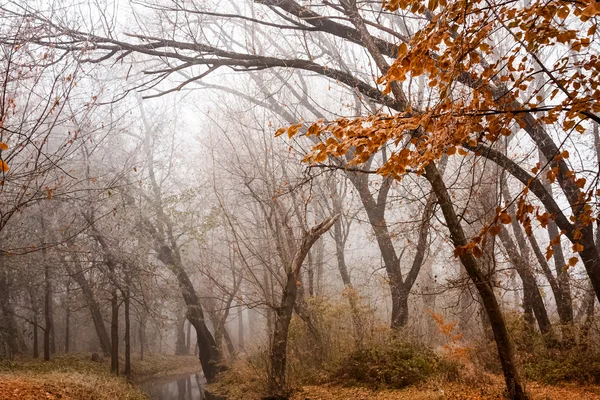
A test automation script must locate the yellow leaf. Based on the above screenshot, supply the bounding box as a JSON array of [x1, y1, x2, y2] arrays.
[[0, 142, 7, 151]]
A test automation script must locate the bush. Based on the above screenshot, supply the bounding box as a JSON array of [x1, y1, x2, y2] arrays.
[[523, 349, 600, 384], [332, 340, 438, 389]]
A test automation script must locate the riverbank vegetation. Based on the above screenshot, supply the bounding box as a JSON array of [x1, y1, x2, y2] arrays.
[[0, 354, 199, 399], [0, 0, 599, 399]]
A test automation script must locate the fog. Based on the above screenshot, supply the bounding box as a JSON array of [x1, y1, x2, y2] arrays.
[[0, 1, 598, 399]]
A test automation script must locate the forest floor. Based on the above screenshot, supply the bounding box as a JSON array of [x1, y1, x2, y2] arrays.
[[292, 379, 600, 400], [0, 353, 200, 399]]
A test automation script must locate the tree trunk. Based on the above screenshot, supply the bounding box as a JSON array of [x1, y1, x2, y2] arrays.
[[124, 291, 131, 380], [139, 315, 145, 361], [329, 181, 365, 346], [44, 259, 53, 361], [33, 313, 39, 359], [186, 319, 192, 354], [237, 301, 245, 351], [176, 312, 188, 355], [111, 290, 119, 375], [158, 245, 222, 382], [498, 227, 554, 340], [0, 264, 19, 356], [349, 174, 408, 330], [423, 162, 527, 400], [65, 305, 70, 354], [268, 216, 338, 398], [68, 260, 111, 355]]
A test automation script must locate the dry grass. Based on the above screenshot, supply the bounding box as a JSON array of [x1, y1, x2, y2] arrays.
[[0, 353, 201, 400], [0, 371, 146, 400]]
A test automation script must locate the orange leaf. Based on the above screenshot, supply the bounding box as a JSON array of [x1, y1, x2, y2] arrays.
[[0, 142, 7, 151], [582, 2, 600, 17], [488, 225, 501, 236], [398, 42, 408, 57], [572, 243, 584, 252], [274, 127, 286, 138], [498, 212, 512, 224], [568, 256, 579, 267], [536, 212, 549, 228], [0, 160, 8, 173], [545, 246, 554, 261]]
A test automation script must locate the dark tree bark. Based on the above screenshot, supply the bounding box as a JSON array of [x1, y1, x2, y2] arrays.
[[237, 301, 244, 351], [0, 270, 20, 357], [110, 290, 119, 375], [186, 319, 192, 354], [498, 227, 554, 340], [124, 290, 132, 379], [538, 151, 574, 324], [423, 162, 527, 400], [139, 314, 145, 361], [43, 256, 53, 361], [269, 215, 338, 398], [158, 244, 222, 382], [327, 180, 364, 346], [348, 171, 436, 329], [67, 259, 111, 355], [65, 281, 71, 353]]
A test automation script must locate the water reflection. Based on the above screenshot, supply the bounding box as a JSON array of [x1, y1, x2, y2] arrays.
[[143, 373, 225, 400]]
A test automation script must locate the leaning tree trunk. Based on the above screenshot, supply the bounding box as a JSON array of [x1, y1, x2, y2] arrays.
[[157, 245, 222, 382], [269, 215, 338, 399], [498, 227, 554, 342], [423, 162, 527, 400], [67, 259, 111, 355]]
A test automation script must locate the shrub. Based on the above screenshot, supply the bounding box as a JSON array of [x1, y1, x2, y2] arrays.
[[332, 340, 438, 389], [523, 349, 600, 384]]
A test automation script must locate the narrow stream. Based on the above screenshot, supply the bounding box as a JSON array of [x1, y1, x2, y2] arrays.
[[142, 373, 225, 400]]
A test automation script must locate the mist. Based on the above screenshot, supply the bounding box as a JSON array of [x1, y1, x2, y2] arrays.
[[0, 1, 599, 399]]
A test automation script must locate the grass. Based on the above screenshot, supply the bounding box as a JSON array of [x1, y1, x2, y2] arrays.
[[0, 353, 201, 400]]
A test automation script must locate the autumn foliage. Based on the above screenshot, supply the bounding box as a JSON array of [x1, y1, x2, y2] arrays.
[[282, 0, 600, 271]]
